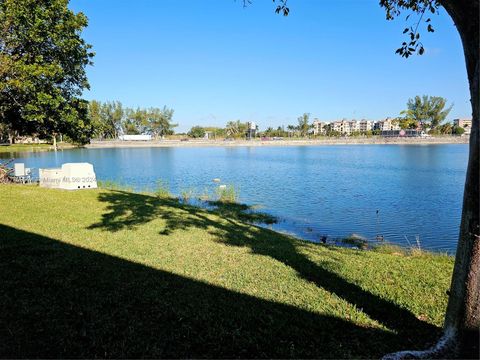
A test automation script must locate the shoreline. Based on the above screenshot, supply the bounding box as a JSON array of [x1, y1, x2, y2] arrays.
[[0, 184, 453, 358], [0, 143, 77, 153], [86, 136, 469, 149], [0, 136, 469, 154]]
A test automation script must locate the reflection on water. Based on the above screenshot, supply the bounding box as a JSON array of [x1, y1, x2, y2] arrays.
[[1, 144, 468, 253]]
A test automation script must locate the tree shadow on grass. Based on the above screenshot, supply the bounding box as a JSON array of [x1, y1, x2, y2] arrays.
[[1, 223, 399, 358], [206, 200, 278, 225], [87, 190, 443, 354]]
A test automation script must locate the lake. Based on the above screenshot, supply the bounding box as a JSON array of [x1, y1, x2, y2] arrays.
[[1, 144, 468, 253]]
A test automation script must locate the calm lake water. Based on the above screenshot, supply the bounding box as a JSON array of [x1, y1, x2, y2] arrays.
[[2, 144, 468, 253]]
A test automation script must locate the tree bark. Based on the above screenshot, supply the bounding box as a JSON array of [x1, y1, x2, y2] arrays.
[[384, 1, 479, 358], [440, 0, 479, 357], [52, 133, 57, 151], [8, 129, 15, 145]]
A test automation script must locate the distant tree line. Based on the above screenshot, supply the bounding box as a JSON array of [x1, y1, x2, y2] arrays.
[[1, 92, 465, 145], [88, 101, 177, 140], [187, 121, 248, 139], [93, 95, 467, 141], [187, 115, 314, 140], [188, 96, 463, 140], [262, 113, 313, 138]]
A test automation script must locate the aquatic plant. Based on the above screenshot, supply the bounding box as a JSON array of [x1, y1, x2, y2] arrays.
[[180, 188, 195, 202], [155, 179, 171, 198], [341, 235, 368, 250], [215, 184, 237, 203], [98, 180, 133, 192], [198, 187, 211, 201]]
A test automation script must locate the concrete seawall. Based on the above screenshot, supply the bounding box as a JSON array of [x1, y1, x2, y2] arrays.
[[86, 136, 470, 149]]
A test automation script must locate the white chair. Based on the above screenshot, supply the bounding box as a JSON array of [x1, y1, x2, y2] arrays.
[[13, 163, 32, 184], [14, 163, 25, 177]]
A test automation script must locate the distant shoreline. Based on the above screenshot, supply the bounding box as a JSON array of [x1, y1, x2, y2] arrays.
[[86, 136, 469, 149]]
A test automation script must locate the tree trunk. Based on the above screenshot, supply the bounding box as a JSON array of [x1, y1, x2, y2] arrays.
[[384, 1, 479, 358], [8, 130, 15, 145], [441, 0, 480, 357], [52, 133, 57, 151]]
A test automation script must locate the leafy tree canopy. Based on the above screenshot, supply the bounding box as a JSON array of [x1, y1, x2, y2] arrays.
[[400, 95, 452, 130], [453, 125, 465, 135], [225, 120, 248, 139], [188, 126, 206, 138], [297, 113, 311, 137], [88, 101, 176, 139], [0, 0, 94, 144]]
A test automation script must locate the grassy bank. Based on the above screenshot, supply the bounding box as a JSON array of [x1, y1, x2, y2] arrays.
[[0, 185, 454, 358], [0, 143, 77, 153]]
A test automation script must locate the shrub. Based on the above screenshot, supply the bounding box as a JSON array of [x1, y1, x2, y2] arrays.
[[98, 180, 132, 191], [180, 188, 195, 202], [216, 185, 237, 203], [453, 126, 465, 135], [341, 236, 368, 250], [188, 126, 206, 138], [155, 180, 171, 198]]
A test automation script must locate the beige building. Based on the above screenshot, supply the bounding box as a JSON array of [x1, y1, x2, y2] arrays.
[[312, 119, 327, 136], [453, 118, 472, 134], [377, 118, 400, 131], [327, 119, 376, 135], [349, 121, 360, 133], [359, 120, 374, 132], [331, 120, 350, 135], [315, 119, 400, 135]]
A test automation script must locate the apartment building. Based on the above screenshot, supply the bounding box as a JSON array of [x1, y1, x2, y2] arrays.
[[312, 119, 326, 136], [349, 121, 360, 133], [359, 120, 374, 132], [377, 118, 400, 131], [331, 120, 350, 135], [314, 118, 402, 136], [453, 118, 472, 134]]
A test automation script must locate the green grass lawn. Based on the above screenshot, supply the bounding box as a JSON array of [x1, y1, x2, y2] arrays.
[[0, 143, 77, 153], [0, 185, 454, 358]]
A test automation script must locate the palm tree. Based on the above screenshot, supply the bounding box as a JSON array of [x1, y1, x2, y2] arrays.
[[286, 124, 296, 137], [226, 120, 248, 138], [402, 95, 452, 131], [225, 121, 239, 138], [297, 113, 311, 137], [440, 122, 453, 135]]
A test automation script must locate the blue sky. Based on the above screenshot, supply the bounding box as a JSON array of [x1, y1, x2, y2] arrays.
[[70, 0, 471, 132]]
